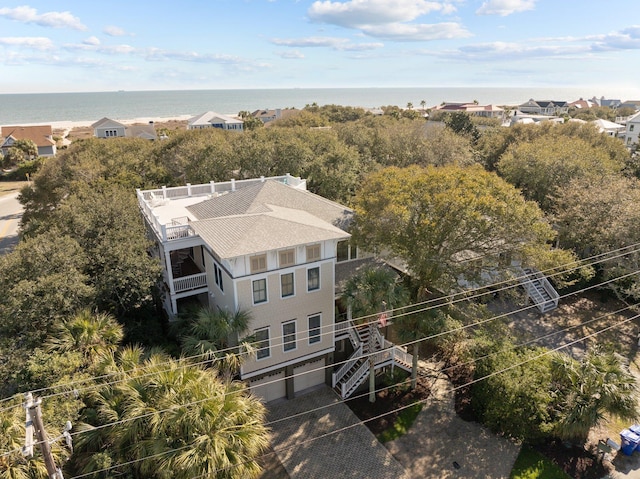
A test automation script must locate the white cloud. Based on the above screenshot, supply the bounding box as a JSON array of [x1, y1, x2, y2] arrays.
[[64, 42, 136, 55], [103, 25, 133, 37], [83, 36, 101, 46], [589, 25, 640, 51], [0, 36, 54, 50], [276, 50, 305, 59], [308, 0, 450, 27], [271, 36, 383, 50], [361, 22, 470, 41], [307, 0, 468, 42], [0, 6, 86, 30], [476, 0, 536, 16]]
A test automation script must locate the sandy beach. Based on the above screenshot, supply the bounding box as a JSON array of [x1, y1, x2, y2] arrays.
[[15, 115, 194, 141], [2, 114, 194, 130]]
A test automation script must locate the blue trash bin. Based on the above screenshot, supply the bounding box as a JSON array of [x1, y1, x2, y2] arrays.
[[620, 429, 640, 456], [630, 424, 640, 436]]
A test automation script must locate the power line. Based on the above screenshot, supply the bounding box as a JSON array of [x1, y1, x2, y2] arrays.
[[4, 240, 635, 410], [3, 275, 638, 465], [1, 243, 637, 420], [190, 312, 640, 479], [46, 269, 640, 446], [62, 311, 640, 479]]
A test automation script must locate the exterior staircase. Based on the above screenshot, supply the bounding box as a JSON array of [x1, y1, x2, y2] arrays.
[[517, 266, 559, 313], [332, 321, 413, 399]]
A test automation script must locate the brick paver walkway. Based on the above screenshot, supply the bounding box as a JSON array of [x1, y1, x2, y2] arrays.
[[266, 386, 409, 479]]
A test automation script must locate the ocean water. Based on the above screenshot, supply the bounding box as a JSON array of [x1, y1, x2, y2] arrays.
[[0, 87, 635, 126]]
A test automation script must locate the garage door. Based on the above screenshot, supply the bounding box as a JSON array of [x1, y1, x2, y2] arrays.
[[294, 358, 325, 393], [250, 371, 286, 403]]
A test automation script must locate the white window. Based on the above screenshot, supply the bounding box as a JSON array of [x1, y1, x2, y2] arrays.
[[250, 254, 267, 273], [306, 244, 321, 262], [307, 267, 320, 291], [308, 314, 321, 344], [281, 272, 294, 298], [252, 278, 267, 304], [631, 124, 635, 132], [255, 328, 270, 359], [214, 264, 224, 292], [282, 321, 296, 352], [279, 249, 295, 268]]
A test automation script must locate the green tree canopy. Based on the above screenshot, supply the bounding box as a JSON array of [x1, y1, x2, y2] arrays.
[[497, 135, 625, 211], [352, 165, 573, 292], [24, 186, 162, 316], [554, 175, 640, 299], [0, 232, 94, 341], [471, 342, 558, 442], [444, 111, 480, 143]]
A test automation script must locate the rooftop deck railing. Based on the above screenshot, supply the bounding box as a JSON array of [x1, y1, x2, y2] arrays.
[[137, 174, 306, 242]]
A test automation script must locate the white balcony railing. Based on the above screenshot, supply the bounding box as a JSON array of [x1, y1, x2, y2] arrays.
[[173, 273, 207, 293], [137, 174, 307, 243]]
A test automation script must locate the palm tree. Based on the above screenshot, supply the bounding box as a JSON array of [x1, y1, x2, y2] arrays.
[[72, 353, 269, 479], [553, 348, 638, 443], [406, 102, 414, 110], [342, 265, 408, 321], [46, 309, 123, 363], [178, 307, 254, 379]]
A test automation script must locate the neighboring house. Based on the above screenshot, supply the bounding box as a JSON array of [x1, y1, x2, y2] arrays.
[[431, 102, 504, 119], [620, 100, 640, 111], [518, 99, 569, 116], [591, 118, 625, 137], [622, 111, 640, 147], [137, 175, 412, 401], [251, 108, 301, 125], [569, 98, 596, 109], [92, 118, 157, 140], [590, 96, 621, 109], [125, 124, 157, 140], [510, 113, 563, 126], [92, 117, 127, 138], [1, 125, 56, 157], [187, 111, 244, 131], [252, 108, 282, 123]]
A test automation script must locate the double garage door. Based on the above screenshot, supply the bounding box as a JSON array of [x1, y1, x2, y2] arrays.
[[250, 358, 326, 403]]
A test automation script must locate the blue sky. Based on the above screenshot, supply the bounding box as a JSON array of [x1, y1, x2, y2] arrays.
[[1, 0, 640, 94]]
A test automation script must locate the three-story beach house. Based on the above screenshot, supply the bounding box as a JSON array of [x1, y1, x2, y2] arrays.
[[137, 175, 414, 401], [139, 175, 391, 401]]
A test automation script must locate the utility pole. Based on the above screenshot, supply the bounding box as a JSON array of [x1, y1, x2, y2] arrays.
[[23, 393, 64, 479]]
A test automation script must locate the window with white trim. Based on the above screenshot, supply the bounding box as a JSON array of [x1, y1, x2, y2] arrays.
[[308, 314, 321, 344], [279, 249, 295, 268], [250, 254, 267, 273], [281, 272, 294, 298], [214, 264, 224, 292], [255, 328, 270, 359], [282, 320, 296, 352], [307, 267, 320, 291], [306, 244, 321, 262], [252, 278, 267, 304]]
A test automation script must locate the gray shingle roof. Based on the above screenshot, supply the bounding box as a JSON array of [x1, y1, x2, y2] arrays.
[[191, 207, 350, 258], [187, 180, 352, 228], [187, 180, 352, 258]]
